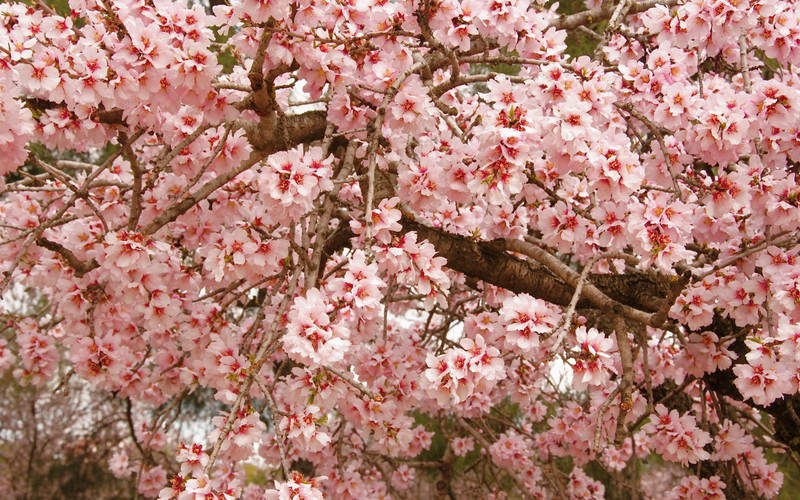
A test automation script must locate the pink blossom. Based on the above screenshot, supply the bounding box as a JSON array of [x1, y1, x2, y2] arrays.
[[451, 436, 475, 457], [733, 358, 793, 406], [14, 327, 58, 386], [712, 420, 753, 461], [643, 404, 712, 466], [17, 60, 60, 93], [569, 326, 616, 390], [176, 443, 209, 477], [279, 406, 331, 453], [499, 294, 560, 353], [138, 466, 167, 498], [283, 288, 351, 367], [108, 450, 132, 478], [568, 467, 605, 500], [264, 473, 326, 500], [209, 407, 266, 461], [667, 475, 725, 500], [390, 465, 415, 490], [0, 338, 15, 374]]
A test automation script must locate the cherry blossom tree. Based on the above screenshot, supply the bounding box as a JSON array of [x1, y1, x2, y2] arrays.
[[1, 0, 800, 497]]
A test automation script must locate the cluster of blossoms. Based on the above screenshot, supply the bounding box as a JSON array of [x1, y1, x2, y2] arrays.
[[324, 250, 385, 316], [666, 475, 725, 500], [12, 318, 58, 386], [569, 326, 617, 390], [209, 407, 267, 462], [264, 473, 326, 500], [569, 468, 606, 500], [283, 288, 351, 368], [421, 334, 505, 408], [258, 146, 334, 223], [498, 294, 560, 354], [643, 405, 712, 466], [279, 405, 331, 454], [489, 430, 547, 496], [450, 436, 475, 457], [1, 0, 800, 498]]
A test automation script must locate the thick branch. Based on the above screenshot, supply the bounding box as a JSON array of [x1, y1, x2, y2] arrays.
[[238, 110, 327, 152], [400, 218, 669, 313], [549, 0, 680, 30], [505, 239, 654, 325]]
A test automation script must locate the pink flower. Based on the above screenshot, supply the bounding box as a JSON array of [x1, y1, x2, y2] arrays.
[[643, 404, 712, 466], [569, 467, 606, 499], [0, 78, 35, 174], [138, 466, 167, 498], [17, 60, 60, 93], [732, 358, 793, 406], [279, 406, 331, 453], [670, 282, 716, 330], [554, 100, 593, 143], [390, 76, 428, 124], [260, 145, 334, 221], [283, 288, 351, 367], [327, 90, 372, 133], [668, 475, 725, 500], [712, 421, 753, 461], [209, 407, 266, 461], [461, 334, 506, 383], [102, 231, 153, 271], [499, 294, 560, 353], [490, 430, 532, 469], [351, 197, 402, 245], [569, 326, 616, 390], [264, 473, 326, 500], [0, 338, 15, 375], [176, 442, 209, 477], [422, 350, 474, 406], [325, 250, 385, 313], [451, 436, 475, 457], [108, 450, 132, 478], [391, 465, 415, 490], [13, 327, 58, 386]]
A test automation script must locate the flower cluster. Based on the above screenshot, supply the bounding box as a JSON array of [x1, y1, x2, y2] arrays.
[[643, 404, 712, 466], [667, 475, 725, 500], [264, 473, 326, 500], [498, 294, 560, 354], [283, 288, 351, 368], [259, 145, 334, 223], [209, 407, 266, 462], [421, 334, 505, 407], [13, 321, 58, 386], [279, 405, 332, 453], [569, 326, 616, 391]]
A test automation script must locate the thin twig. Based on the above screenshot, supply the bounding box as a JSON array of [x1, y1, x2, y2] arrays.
[[256, 378, 291, 479]]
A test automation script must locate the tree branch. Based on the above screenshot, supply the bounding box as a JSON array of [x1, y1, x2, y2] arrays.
[[35, 238, 98, 277]]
